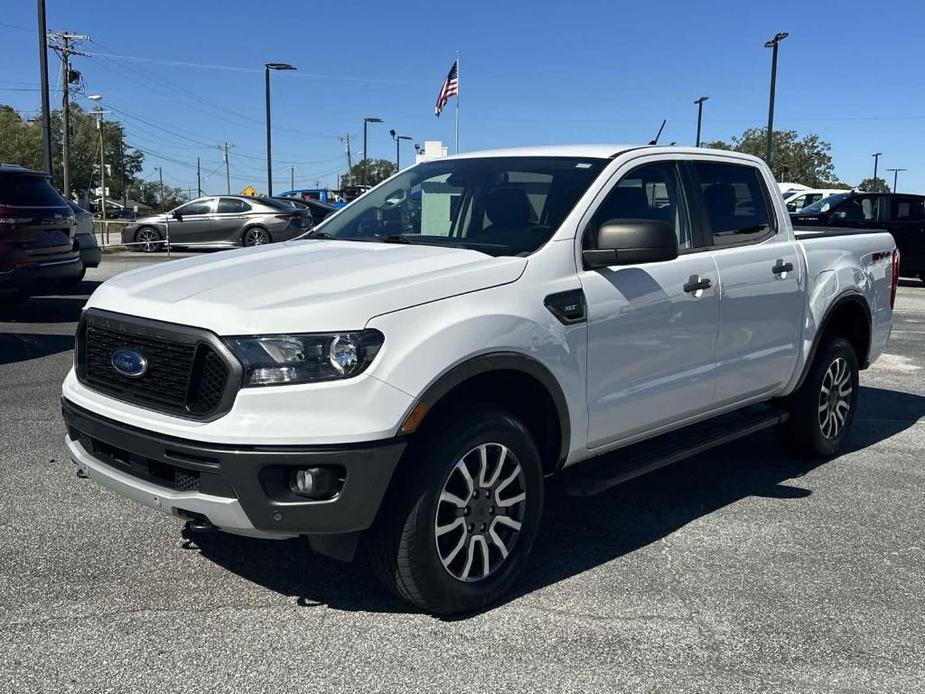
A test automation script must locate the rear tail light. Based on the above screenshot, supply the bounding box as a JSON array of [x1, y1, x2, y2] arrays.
[[890, 248, 900, 309]]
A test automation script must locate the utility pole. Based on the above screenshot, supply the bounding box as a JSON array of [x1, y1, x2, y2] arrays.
[[196, 156, 202, 197], [694, 96, 709, 147], [339, 134, 353, 185], [764, 32, 788, 170], [220, 143, 233, 194], [36, 0, 52, 175], [154, 166, 164, 209], [290, 166, 294, 190], [872, 152, 882, 182], [48, 31, 90, 198], [119, 136, 127, 209]]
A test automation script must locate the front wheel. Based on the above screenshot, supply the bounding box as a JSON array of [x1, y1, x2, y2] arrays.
[[779, 337, 859, 458], [134, 227, 162, 253], [371, 407, 544, 616]]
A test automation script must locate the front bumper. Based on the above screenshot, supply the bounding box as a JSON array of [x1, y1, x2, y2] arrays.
[[63, 398, 405, 538]]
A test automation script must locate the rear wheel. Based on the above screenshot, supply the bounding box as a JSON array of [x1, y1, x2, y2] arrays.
[[134, 227, 162, 253], [243, 227, 271, 246], [779, 337, 859, 458], [371, 406, 544, 616]]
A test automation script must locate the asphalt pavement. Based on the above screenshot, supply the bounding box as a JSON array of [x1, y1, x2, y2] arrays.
[[1, 255, 923, 693]]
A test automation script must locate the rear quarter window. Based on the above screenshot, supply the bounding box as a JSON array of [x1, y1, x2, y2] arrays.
[[0, 174, 67, 206]]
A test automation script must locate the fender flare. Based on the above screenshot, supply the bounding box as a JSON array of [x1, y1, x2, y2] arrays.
[[412, 352, 571, 468], [794, 290, 872, 391]]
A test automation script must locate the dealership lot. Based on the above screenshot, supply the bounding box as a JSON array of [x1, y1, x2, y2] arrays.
[[1, 256, 923, 693]]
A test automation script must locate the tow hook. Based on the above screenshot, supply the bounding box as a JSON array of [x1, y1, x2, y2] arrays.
[[75, 465, 88, 479], [183, 517, 218, 533]]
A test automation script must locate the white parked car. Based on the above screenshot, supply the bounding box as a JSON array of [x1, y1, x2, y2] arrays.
[[63, 146, 898, 615], [784, 188, 852, 213]]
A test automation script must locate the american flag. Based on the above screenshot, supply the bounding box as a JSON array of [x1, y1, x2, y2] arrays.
[[434, 60, 458, 117]]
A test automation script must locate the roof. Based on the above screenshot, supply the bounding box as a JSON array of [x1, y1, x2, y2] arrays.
[[444, 145, 766, 164], [0, 164, 47, 176]]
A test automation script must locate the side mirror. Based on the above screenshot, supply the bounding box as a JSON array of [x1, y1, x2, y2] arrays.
[[582, 219, 679, 269], [172, 210, 183, 221]]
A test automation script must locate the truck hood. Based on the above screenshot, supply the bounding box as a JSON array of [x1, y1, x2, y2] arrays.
[[86, 240, 527, 334]]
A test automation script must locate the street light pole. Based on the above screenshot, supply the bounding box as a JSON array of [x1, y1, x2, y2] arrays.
[[764, 32, 788, 169], [694, 96, 709, 147], [389, 129, 412, 170], [264, 62, 296, 196], [363, 116, 383, 186], [872, 152, 882, 181], [887, 168, 907, 193]]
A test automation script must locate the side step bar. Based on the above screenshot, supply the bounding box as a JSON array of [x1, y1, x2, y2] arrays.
[[563, 404, 789, 497]]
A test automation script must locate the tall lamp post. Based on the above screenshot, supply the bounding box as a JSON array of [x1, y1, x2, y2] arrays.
[[872, 152, 882, 181], [363, 116, 383, 185], [886, 168, 907, 193], [694, 96, 709, 147], [88, 95, 111, 240], [264, 62, 296, 196], [764, 31, 788, 169], [389, 129, 413, 170]]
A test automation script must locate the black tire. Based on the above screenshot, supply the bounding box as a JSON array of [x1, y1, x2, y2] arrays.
[[370, 406, 544, 616], [779, 337, 859, 458], [242, 227, 271, 247], [134, 227, 162, 253]]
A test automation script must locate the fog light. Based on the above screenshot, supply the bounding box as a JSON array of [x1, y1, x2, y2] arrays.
[[292, 467, 340, 499]]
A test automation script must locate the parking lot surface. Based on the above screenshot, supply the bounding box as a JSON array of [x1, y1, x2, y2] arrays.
[[1, 255, 923, 693]]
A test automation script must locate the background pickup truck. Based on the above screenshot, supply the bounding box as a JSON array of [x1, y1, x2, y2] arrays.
[[62, 145, 898, 616]]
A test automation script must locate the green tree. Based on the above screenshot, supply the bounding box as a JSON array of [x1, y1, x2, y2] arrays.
[[705, 128, 836, 187], [0, 102, 144, 203], [857, 176, 890, 193], [346, 158, 396, 187], [128, 179, 187, 211]]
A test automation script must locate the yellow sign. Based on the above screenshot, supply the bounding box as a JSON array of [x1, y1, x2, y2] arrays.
[[240, 185, 257, 196]]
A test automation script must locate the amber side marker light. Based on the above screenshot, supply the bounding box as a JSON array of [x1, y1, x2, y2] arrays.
[[399, 401, 429, 434]]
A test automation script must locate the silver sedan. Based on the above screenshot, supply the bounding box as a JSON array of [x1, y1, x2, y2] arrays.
[[121, 195, 313, 252]]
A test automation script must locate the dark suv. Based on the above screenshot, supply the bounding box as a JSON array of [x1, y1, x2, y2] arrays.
[[791, 191, 925, 282], [0, 165, 80, 306]]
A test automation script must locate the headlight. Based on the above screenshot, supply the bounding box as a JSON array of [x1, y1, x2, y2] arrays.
[[226, 330, 384, 387]]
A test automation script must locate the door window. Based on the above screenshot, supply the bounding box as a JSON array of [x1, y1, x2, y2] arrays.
[[589, 162, 692, 249], [834, 195, 880, 222], [890, 196, 925, 222], [217, 198, 252, 214], [175, 200, 212, 216], [693, 162, 773, 245]]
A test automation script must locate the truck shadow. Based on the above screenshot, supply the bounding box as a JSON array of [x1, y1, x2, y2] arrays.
[[185, 385, 925, 618], [1, 281, 102, 325]]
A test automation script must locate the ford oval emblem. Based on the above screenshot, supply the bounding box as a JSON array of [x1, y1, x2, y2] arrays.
[[111, 348, 148, 378]]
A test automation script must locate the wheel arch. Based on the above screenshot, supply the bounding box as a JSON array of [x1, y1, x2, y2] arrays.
[[796, 291, 872, 390], [242, 224, 271, 244], [403, 352, 571, 475]]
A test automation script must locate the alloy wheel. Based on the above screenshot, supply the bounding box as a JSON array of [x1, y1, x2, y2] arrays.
[[817, 356, 852, 439], [434, 442, 527, 583], [136, 228, 159, 252], [244, 228, 269, 246]]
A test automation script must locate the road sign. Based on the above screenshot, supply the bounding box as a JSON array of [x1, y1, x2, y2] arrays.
[[240, 185, 257, 196]]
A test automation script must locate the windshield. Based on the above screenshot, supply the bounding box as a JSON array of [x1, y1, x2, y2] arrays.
[[304, 156, 608, 256], [800, 193, 849, 214], [0, 173, 68, 207]]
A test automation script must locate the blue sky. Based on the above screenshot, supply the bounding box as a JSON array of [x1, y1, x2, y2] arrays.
[[3, 0, 925, 194]]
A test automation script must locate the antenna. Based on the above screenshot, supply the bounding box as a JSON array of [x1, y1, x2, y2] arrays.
[[649, 120, 667, 146]]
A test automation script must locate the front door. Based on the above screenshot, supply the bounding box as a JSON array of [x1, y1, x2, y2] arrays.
[[886, 195, 925, 276], [580, 159, 720, 448], [166, 198, 214, 245]]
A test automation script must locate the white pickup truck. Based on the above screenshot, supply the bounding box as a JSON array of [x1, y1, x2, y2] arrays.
[[62, 146, 898, 615]]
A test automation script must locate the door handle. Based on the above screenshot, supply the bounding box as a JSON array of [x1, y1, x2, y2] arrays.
[[772, 260, 794, 275], [683, 276, 712, 294]]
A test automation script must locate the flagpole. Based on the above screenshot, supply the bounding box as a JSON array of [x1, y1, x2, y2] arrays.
[[455, 50, 460, 154]]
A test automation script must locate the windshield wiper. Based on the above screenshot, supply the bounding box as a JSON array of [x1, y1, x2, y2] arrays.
[[305, 230, 336, 239], [381, 234, 411, 244]]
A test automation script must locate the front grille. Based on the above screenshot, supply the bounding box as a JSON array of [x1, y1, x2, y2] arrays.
[[76, 310, 240, 420]]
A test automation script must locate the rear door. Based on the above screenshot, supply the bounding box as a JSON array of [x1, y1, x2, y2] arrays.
[[213, 197, 253, 243], [167, 199, 213, 244], [692, 160, 803, 405], [885, 195, 925, 276], [580, 157, 720, 447]]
